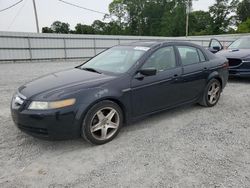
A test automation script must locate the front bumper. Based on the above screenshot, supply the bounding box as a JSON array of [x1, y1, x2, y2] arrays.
[[11, 106, 82, 140], [229, 68, 250, 77], [228, 60, 250, 77]]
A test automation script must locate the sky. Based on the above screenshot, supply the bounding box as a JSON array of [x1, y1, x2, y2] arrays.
[[0, 0, 215, 33]]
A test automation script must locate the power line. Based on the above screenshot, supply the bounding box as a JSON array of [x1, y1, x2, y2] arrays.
[[7, 0, 27, 30], [58, 0, 108, 15], [0, 0, 23, 12]]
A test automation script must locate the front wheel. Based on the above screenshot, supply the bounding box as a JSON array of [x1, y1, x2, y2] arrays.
[[199, 79, 222, 107], [81, 100, 123, 145]]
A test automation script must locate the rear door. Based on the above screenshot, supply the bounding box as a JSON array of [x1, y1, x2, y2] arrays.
[[176, 45, 208, 102]]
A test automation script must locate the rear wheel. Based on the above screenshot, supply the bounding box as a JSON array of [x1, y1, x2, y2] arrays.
[[199, 79, 222, 107], [81, 100, 123, 145]]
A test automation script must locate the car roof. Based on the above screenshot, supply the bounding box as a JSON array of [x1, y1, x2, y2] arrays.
[[120, 40, 203, 49]]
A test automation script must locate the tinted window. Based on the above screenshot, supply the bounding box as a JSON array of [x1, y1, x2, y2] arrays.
[[198, 49, 206, 62], [177, 46, 200, 65], [142, 46, 176, 72]]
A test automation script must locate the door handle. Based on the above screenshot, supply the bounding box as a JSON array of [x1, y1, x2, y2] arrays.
[[173, 74, 179, 80], [203, 67, 208, 70]]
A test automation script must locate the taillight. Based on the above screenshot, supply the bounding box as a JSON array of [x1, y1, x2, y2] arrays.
[[223, 61, 229, 69]]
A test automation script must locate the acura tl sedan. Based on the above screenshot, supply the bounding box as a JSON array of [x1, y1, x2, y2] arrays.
[[11, 41, 229, 145], [209, 36, 250, 77]]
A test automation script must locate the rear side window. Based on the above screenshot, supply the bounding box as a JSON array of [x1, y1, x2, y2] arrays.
[[177, 46, 200, 65], [197, 49, 206, 62]]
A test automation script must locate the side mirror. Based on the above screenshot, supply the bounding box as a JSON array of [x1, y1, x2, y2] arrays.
[[135, 67, 157, 80], [139, 68, 157, 76], [212, 46, 221, 51]]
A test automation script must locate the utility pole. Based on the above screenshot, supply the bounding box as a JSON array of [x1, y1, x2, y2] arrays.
[[185, 0, 198, 37], [185, 0, 191, 37], [32, 0, 39, 33]]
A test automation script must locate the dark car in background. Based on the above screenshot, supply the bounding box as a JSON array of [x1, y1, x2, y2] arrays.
[[209, 36, 250, 77], [11, 41, 229, 145]]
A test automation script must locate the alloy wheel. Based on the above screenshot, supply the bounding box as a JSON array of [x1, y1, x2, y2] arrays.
[[207, 82, 221, 105], [90, 107, 120, 141]]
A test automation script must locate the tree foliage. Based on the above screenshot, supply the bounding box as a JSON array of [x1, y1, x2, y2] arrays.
[[237, 0, 250, 22], [50, 21, 70, 34], [237, 17, 250, 33], [208, 0, 239, 34], [189, 11, 213, 35], [74, 23, 95, 34], [42, 0, 249, 36]]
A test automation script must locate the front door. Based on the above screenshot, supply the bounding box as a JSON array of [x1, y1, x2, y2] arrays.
[[131, 46, 182, 117], [208, 38, 223, 53]]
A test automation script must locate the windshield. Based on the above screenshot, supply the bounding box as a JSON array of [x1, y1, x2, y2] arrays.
[[81, 46, 149, 74], [228, 38, 250, 49]]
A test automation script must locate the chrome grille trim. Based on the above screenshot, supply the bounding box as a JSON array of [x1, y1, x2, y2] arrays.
[[13, 92, 26, 107], [17, 91, 27, 100]]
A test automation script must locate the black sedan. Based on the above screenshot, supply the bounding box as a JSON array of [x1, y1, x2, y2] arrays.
[[11, 41, 229, 145], [209, 37, 250, 77]]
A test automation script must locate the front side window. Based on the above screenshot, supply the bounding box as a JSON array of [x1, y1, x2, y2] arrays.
[[81, 46, 148, 74], [177, 46, 200, 65], [142, 46, 176, 72], [210, 39, 222, 49]]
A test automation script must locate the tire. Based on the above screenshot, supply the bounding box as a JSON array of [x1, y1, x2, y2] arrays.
[[81, 100, 123, 145], [199, 78, 222, 107]]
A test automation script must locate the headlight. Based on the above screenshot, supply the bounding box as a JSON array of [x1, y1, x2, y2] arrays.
[[28, 98, 76, 110], [242, 58, 250, 63]]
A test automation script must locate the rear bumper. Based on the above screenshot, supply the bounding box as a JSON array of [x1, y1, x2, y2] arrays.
[[11, 107, 82, 140]]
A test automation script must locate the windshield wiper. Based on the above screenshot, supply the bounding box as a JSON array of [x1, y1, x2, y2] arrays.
[[81, 67, 102, 74]]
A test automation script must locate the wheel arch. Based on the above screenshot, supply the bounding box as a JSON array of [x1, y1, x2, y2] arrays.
[[207, 71, 223, 88], [77, 97, 128, 125]]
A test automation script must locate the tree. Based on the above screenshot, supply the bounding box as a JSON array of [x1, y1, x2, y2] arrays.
[[122, 0, 146, 35], [41, 0, 246, 36], [237, 17, 250, 32], [74, 23, 95, 34], [237, 0, 250, 22], [160, 0, 186, 36], [209, 0, 238, 34], [109, 0, 127, 26], [142, 0, 173, 36], [50, 21, 70, 34], [92, 20, 108, 34], [42, 27, 53, 33], [189, 11, 213, 35]]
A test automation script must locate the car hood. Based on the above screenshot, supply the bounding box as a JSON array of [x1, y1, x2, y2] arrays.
[[19, 68, 116, 99], [217, 49, 250, 59]]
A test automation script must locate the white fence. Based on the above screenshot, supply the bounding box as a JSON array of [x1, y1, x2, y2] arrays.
[[0, 31, 249, 62]]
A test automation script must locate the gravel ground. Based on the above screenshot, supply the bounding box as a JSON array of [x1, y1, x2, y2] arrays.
[[0, 61, 249, 188]]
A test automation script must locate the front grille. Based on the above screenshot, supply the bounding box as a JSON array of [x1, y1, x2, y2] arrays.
[[18, 124, 48, 135], [228, 58, 242, 67]]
